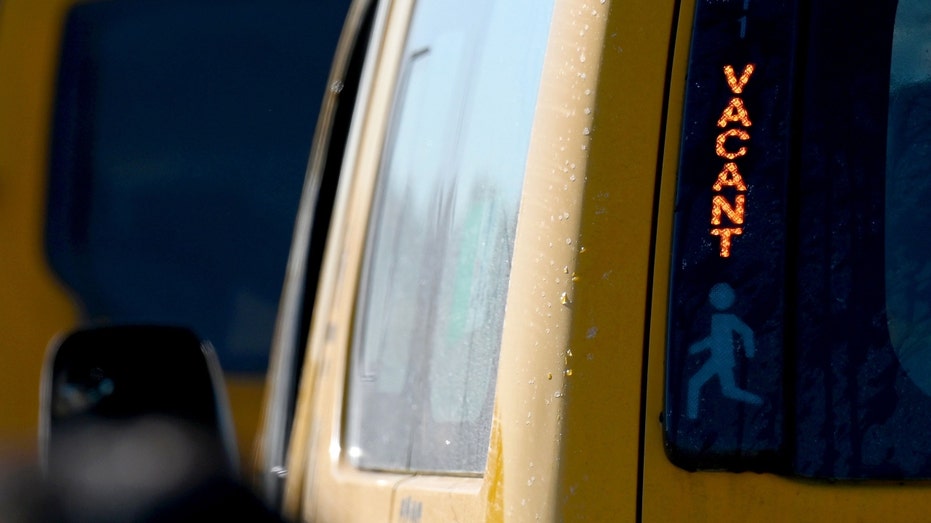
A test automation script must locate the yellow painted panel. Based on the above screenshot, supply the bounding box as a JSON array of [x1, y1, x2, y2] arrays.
[[0, 0, 79, 460], [225, 375, 265, 473], [292, 0, 678, 520], [554, 0, 677, 520], [289, 0, 417, 520], [391, 476, 484, 523]]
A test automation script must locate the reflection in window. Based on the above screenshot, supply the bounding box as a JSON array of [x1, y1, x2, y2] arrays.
[[887, 0, 931, 396], [46, 1, 349, 372], [345, 0, 554, 474]]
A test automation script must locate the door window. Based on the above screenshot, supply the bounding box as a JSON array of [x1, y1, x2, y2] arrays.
[[345, 0, 555, 474]]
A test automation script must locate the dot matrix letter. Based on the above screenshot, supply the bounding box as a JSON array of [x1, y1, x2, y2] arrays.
[[711, 64, 754, 257]]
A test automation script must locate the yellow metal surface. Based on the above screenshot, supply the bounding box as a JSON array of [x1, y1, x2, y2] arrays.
[[289, 0, 673, 520], [488, 0, 602, 511], [551, 0, 677, 520], [0, 0, 78, 460], [287, 0, 416, 520], [225, 376, 265, 472], [286, 0, 931, 520]]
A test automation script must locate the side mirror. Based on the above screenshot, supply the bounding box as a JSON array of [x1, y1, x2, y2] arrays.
[[28, 326, 286, 522], [40, 325, 238, 489]]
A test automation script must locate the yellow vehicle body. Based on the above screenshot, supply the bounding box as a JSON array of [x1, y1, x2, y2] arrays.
[[273, 0, 931, 521], [0, 0, 80, 458], [5, 0, 931, 520], [0, 0, 298, 464]]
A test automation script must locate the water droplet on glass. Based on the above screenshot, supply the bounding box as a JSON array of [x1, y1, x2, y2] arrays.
[[566, 238, 573, 245], [565, 369, 573, 377], [582, 127, 591, 135], [547, 372, 553, 380], [560, 292, 570, 305]]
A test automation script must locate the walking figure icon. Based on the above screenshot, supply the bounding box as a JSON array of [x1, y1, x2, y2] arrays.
[[687, 282, 761, 419]]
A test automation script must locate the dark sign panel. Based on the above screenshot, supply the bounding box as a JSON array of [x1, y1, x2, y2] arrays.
[[665, 0, 800, 472], [667, 0, 931, 480]]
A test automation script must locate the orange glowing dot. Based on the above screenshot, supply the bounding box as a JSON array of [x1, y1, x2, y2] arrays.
[[724, 64, 755, 94], [715, 128, 750, 160], [711, 227, 743, 258], [712, 162, 748, 191], [711, 194, 745, 226], [717, 97, 752, 128]]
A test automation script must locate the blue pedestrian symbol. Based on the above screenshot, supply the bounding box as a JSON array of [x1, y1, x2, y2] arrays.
[[687, 282, 761, 419]]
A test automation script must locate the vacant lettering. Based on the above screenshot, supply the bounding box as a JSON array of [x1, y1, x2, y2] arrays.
[[710, 227, 743, 258], [711, 194, 745, 226], [712, 162, 747, 191], [723, 64, 755, 94], [715, 128, 750, 160], [710, 64, 755, 258], [717, 97, 752, 128]]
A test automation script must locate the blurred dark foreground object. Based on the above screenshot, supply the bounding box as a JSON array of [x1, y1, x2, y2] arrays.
[[41, 326, 238, 476], [1, 418, 283, 522], [15, 325, 285, 522]]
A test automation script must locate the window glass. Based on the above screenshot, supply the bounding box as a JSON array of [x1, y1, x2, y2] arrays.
[[345, 0, 554, 474], [46, 0, 349, 372], [665, 0, 931, 479], [886, 0, 931, 396]]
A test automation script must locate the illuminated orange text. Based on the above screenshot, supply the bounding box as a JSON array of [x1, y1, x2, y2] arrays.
[[717, 98, 752, 127], [710, 228, 743, 256], [715, 128, 750, 160], [712, 64, 755, 257], [723, 64, 755, 94], [711, 195, 745, 225], [712, 163, 747, 191]]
